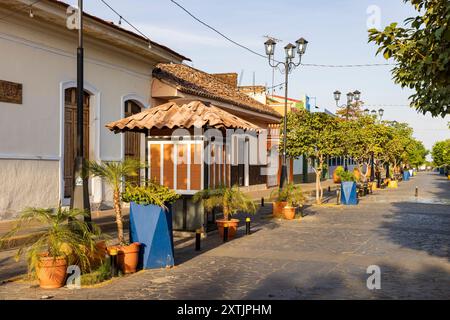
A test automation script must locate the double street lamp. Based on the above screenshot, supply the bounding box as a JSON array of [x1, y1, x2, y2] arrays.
[[264, 37, 308, 188], [363, 108, 384, 183], [364, 108, 384, 121], [333, 90, 361, 120], [333, 89, 361, 171]]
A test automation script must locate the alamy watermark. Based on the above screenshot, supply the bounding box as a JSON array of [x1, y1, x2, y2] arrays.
[[366, 265, 381, 290]]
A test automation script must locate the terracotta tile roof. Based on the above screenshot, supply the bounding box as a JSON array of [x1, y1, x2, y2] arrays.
[[153, 64, 281, 118], [106, 101, 261, 133]]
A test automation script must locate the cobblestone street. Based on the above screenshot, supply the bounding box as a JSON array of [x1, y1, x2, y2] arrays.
[[1, 172, 449, 300]]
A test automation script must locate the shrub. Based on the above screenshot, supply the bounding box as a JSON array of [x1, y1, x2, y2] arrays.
[[339, 171, 356, 182], [122, 181, 180, 208]]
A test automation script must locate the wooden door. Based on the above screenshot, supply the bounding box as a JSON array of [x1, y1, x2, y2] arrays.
[[124, 100, 142, 185], [64, 88, 89, 198]]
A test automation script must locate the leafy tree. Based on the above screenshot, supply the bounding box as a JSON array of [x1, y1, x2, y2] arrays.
[[431, 139, 450, 166], [407, 139, 429, 169], [283, 110, 343, 204], [368, 0, 450, 117], [340, 116, 386, 181]]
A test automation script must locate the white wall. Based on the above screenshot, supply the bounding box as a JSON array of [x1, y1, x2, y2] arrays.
[[0, 14, 157, 216]]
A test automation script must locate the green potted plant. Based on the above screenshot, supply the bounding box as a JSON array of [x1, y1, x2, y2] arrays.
[[270, 187, 289, 218], [333, 166, 345, 183], [88, 159, 142, 273], [193, 185, 257, 239], [122, 182, 180, 269], [282, 183, 306, 220], [0, 207, 100, 289]]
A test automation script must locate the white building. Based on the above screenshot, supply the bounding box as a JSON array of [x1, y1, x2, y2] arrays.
[[0, 0, 188, 219]]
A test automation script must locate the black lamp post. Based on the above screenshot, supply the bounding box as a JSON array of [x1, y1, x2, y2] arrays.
[[264, 37, 308, 189], [368, 108, 384, 183], [334, 89, 361, 170], [70, 0, 91, 227]]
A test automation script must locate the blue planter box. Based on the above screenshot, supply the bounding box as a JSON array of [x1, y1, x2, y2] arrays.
[[403, 171, 410, 181], [341, 181, 357, 205], [129, 202, 174, 269]]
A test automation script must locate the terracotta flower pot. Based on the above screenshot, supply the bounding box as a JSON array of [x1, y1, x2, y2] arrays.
[[283, 206, 296, 220], [37, 255, 68, 289], [109, 242, 140, 274], [216, 219, 239, 239], [272, 201, 287, 218]]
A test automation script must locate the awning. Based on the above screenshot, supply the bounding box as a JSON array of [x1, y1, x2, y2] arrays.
[[106, 101, 261, 133]]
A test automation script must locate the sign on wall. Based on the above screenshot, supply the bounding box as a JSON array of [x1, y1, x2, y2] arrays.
[[0, 80, 22, 104]]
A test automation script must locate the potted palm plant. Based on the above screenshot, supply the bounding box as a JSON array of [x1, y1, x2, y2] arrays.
[[270, 187, 289, 218], [0, 207, 100, 289], [339, 171, 358, 205], [121, 182, 180, 269], [193, 185, 257, 239], [282, 183, 306, 220], [88, 159, 142, 273]]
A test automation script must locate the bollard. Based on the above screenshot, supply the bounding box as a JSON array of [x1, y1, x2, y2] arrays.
[[245, 217, 251, 235], [223, 223, 229, 242], [328, 186, 331, 192], [336, 189, 341, 205], [261, 197, 265, 207], [195, 229, 201, 251], [109, 248, 118, 277], [415, 186, 418, 197]]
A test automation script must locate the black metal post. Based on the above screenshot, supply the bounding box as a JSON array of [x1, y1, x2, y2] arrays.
[[415, 186, 418, 197], [245, 217, 251, 235], [370, 152, 375, 182], [223, 224, 229, 243], [70, 0, 91, 227], [261, 197, 264, 207], [195, 229, 201, 251], [109, 249, 118, 277], [279, 59, 289, 189]]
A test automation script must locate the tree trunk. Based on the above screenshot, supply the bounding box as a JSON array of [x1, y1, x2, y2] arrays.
[[113, 188, 124, 244], [315, 169, 322, 204]]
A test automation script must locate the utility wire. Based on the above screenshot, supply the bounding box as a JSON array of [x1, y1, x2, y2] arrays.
[[301, 63, 395, 68], [99, 0, 151, 42], [169, 0, 272, 61], [0, 0, 43, 21], [169, 0, 397, 68]]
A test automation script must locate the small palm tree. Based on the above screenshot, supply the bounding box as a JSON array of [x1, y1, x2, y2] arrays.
[[88, 159, 141, 244], [193, 185, 257, 220], [0, 206, 100, 276]]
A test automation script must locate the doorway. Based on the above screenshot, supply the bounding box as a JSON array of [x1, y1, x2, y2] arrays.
[[63, 88, 90, 198]]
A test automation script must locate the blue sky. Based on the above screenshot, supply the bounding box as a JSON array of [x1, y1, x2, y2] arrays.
[[69, 0, 449, 153]]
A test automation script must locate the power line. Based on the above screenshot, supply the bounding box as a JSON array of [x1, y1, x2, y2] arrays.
[[169, 0, 397, 68], [99, 0, 151, 42], [301, 63, 396, 68], [169, 0, 271, 61]]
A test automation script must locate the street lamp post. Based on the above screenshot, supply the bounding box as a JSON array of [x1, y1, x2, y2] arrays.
[[333, 89, 361, 170], [264, 37, 308, 189], [70, 0, 91, 227], [368, 108, 385, 183]]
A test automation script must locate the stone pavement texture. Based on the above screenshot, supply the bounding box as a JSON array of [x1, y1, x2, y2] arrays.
[[0, 172, 449, 299]]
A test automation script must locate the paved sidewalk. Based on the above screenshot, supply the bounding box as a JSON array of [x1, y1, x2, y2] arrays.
[[0, 178, 338, 248], [1, 172, 448, 299]]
